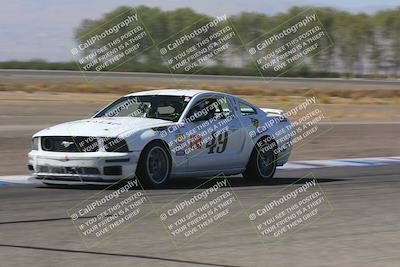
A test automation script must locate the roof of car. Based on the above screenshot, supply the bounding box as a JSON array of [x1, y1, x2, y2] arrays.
[[125, 89, 216, 97]]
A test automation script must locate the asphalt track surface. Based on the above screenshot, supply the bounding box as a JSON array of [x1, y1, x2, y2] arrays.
[[1, 164, 399, 267], [1, 70, 399, 266], [2, 69, 400, 89]]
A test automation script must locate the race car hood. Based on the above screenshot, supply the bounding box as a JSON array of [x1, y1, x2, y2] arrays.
[[33, 117, 173, 137]]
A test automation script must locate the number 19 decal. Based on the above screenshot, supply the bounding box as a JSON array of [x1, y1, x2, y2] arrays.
[[206, 131, 228, 154]]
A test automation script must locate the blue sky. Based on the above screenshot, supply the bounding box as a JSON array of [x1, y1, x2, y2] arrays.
[[0, 0, 399, 61]]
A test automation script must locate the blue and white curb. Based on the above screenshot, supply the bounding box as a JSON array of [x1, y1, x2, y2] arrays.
[[279, 156, 400, 170], [0, 175, 40, 186], [0, 156, 399, 186]]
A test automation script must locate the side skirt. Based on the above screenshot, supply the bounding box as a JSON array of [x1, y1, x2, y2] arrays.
[[171, 168, 245, 178]]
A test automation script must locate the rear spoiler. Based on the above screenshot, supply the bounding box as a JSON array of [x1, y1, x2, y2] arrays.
[[260, 108, 284, 115]]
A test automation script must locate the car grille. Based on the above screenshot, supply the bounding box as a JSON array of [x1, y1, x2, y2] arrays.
[[35, 176, 105, 182], [37, 166, 100, 175], [41, 136, 99, 152]]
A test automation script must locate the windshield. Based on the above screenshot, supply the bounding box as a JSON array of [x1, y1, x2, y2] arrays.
[[94, 95, 190, 122]]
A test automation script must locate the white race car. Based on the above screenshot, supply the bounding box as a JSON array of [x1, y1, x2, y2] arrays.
[[28, 89, 292, 187]]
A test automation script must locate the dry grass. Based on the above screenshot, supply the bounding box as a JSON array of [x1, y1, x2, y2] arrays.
[[0, 82, 400, 105], [1, 90, 399, 121]]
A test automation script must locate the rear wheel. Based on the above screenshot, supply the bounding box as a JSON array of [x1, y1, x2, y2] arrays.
[[136, 142, 171, 188], [243, 139, 277, 181]]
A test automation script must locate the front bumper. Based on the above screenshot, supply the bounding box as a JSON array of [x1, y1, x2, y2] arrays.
[[28, 150, 140, 184]]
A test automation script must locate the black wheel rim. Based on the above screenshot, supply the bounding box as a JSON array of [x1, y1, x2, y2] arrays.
[[146, 146, 169, 184], [256, 147, 276, 178]]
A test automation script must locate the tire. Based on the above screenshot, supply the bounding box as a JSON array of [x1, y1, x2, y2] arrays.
[[136, 142, 171, 188], [243, 138, 277, 181]]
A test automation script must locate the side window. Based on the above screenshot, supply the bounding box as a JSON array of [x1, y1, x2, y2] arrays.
[[186, 97, 233, 121], [239, 102, 257, 116], [186, 98, 213, 121], [214, 97, 232, 119]]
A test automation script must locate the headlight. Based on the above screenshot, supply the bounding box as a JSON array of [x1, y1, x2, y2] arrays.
[[32, 137, 39, 150], [102, 137, 129, 152]]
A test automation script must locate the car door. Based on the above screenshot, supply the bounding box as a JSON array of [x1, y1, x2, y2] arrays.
[[237, 100, 259, 127], [182, 95, 246, 172], [235, 99, 264, 156]]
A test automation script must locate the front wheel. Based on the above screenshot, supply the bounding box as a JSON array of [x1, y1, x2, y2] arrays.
[[136, 142, 171, 188], [243, 140, 277, 181]]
